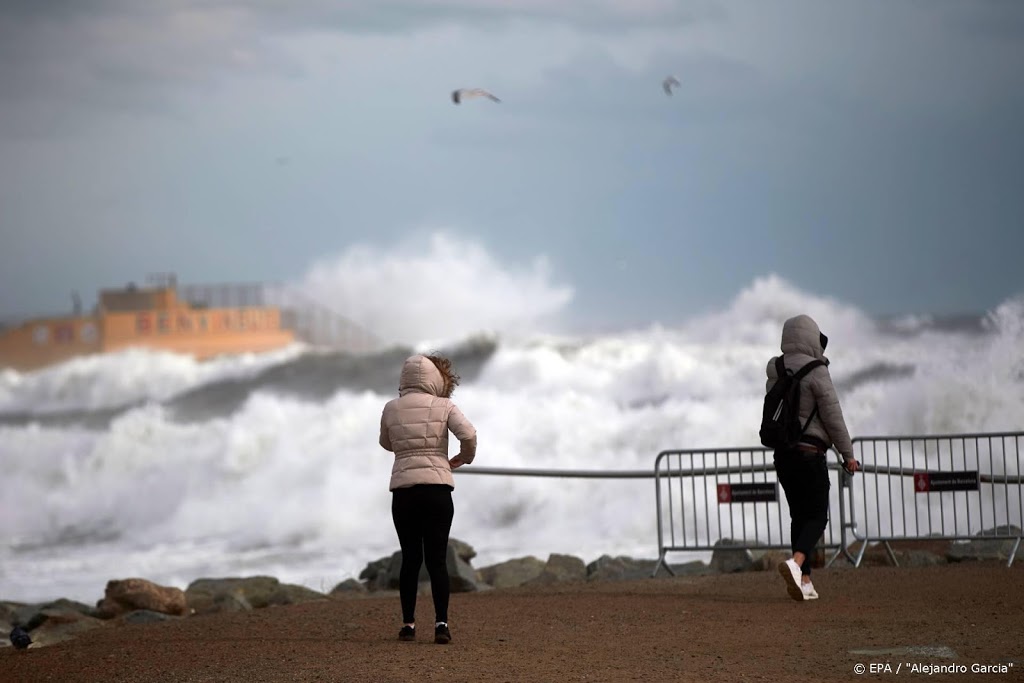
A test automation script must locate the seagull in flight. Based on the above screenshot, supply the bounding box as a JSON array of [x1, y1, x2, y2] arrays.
[[451, 88, 501, 104], [662, 76, 681, 96]]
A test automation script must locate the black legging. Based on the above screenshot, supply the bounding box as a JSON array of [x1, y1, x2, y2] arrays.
[[774, 449, 830, 576], [391, 484, 454, 624]]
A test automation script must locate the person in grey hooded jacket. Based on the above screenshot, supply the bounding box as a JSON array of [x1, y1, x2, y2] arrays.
[[766, 314, 859, 601], [380, 353, 477, 644]]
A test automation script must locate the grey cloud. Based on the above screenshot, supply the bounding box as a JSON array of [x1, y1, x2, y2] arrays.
[[0, 1, 306, 137], [0, 0, 719, 32], [208, 0, 723, 33], [941, 0, 1024, 42]]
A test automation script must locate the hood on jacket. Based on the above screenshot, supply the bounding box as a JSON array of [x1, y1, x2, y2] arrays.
[[398, 354, 445, 397], [780, 314, 829, 362]]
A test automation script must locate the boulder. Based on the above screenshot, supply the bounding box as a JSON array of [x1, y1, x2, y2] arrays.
[[710, 539, 758, 573], [0, 602, 20, 624], [184, 579, 329, 613], [478, 556, 546, 589], [649, 559, 711, 578], [329, 579, 368, 596], [118, 609, 181, 625], [751, 549, 791, 572], [525, 554, 587, 586], [894, 550, 947, 568], [96, 578, 187, 619], [358, 556, 391, 584], [366, 552, 401, 591], [266, 584, 329, 607], [947, 525, 1022, 563], [446, 545, 482, 592], [185, 576, 280, 615], [586, 555, 658, 582], [23, 610, 107, 648], [4, 599, 99, 631], [449, 538, 477, 563], [23, 603, 98, 632]]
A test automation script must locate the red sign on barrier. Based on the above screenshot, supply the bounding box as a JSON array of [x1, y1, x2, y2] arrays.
[[718, 483, 732, 503], [717, 483, 777, 504], [914, 472, 979, 493]]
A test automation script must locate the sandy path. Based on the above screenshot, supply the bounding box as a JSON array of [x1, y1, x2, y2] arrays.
[[2, 562, 1022, 683]]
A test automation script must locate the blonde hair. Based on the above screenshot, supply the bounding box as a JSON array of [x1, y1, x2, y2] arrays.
[[426, 354, 460, 398]]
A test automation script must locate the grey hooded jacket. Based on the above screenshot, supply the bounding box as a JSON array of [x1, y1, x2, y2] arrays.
[[766, 315, 855, 461], [379, 354, 478, 491]]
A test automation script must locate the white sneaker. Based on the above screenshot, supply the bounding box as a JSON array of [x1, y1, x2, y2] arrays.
[[777, 559, 804, 602], [801, 582, 819, 600]]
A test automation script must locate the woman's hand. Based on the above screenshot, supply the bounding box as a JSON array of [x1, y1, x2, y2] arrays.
[[449, 456, 464, 470], [843, 458, 860, 475]]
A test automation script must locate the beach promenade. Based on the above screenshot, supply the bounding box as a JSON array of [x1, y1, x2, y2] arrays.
[[2, 562, 1021, 683]]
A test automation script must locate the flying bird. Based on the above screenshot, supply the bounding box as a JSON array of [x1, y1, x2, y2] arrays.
[[662, 76, 681, 96], [451, 88, 501, 105]]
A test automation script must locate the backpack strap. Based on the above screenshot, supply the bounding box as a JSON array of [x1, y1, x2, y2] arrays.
[[775, 355, 824, 381], [792, 358, 825, 381], [790, 358, 827, 439], [800, 406, 819, 437]]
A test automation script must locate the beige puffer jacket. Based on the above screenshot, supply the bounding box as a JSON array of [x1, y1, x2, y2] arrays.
[[766, 314, 855, 461], [379, 354, 478, 491]]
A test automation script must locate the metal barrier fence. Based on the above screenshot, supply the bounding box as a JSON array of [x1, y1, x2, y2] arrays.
[[652, 432, 1024, 575], [456, 431, 1023, 576], [459, 467, 652, 479], [848, 431, 1023, 567], [651, 447, 851, 578]]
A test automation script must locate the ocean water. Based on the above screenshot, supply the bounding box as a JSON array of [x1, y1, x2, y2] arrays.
[[1, 268, 1022, 604]]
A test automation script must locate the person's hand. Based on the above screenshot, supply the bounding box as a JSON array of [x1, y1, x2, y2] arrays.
[[449, 456, 464, 470], [843, 458, 860, 475]]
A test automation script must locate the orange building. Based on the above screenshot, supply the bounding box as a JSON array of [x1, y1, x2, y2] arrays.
[[0, 282, 296, 372]]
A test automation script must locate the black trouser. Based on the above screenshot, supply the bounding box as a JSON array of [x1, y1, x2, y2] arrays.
[[774, 449, 830, 577], [391, 484, 454, 624]]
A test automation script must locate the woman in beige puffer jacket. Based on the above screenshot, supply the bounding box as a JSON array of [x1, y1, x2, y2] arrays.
[[379, 353, 477, 645]]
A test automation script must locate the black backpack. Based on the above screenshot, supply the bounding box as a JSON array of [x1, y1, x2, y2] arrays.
[[759, 356, 825, 450]]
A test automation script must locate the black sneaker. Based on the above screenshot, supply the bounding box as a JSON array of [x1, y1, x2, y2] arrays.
[[398, 625, 416, 642], [434, 623, 451, 645]]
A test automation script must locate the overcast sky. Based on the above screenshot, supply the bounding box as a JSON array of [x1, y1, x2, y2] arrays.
[[1, 0, 1022, 333]]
